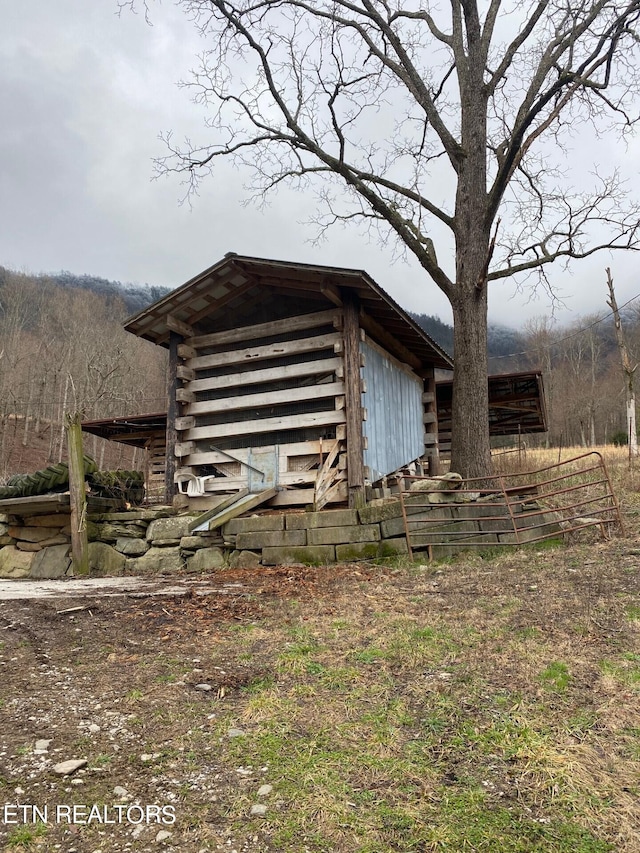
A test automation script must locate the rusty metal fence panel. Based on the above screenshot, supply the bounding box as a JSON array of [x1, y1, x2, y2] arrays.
[[399, 452, 623, 560]]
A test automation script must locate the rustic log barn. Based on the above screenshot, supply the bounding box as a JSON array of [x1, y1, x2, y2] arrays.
[[120, 254, 453, 510]]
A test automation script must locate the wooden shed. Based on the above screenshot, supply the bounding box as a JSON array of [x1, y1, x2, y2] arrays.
[[122, 254, 453, 509]]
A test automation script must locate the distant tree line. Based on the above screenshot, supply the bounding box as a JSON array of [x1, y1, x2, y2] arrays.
[[0, 264, 637, 477]]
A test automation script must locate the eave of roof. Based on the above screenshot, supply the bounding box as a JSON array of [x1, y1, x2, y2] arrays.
[[124, 253, 453, 370]]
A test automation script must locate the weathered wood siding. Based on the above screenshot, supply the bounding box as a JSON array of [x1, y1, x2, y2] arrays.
[[361, 337, 424, 482], [172, 308, 348, 506]]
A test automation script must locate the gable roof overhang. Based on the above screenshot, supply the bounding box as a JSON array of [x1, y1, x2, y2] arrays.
[[124, 253, 453, 371]]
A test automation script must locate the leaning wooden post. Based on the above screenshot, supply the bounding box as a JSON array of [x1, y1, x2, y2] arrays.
[[65, 412, 89, 576]]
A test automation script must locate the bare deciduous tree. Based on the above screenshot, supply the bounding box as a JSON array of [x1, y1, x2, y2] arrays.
[[130, 0, 640, 476], [606, 267, 638, 455]]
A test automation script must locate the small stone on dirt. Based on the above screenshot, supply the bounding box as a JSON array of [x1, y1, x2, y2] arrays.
[[250, 804, 268, 816], [194, 683, 212, 691], [52, 759, 88, 776], [227, 728, 245, 738], [257, 784, 273, 797], [155, 829, 173, 842]]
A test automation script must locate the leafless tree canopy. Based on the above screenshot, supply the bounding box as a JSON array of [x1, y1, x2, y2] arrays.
[[128, 0, 640, 476]]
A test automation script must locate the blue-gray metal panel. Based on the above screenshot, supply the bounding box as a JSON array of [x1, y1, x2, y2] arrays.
[[361, 341, 424, 482]]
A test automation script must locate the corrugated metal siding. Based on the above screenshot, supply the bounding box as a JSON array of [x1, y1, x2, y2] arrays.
[[361, 340, 424, 482]]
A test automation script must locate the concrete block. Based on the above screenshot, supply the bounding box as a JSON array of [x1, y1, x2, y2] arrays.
[[224, 515, 285, 534], [236, 529, 306, 550], [285, 509, 359, 529], [410, 520, 480, 547], [429, 533, 500, 559], [358, 501, 403, 525], [335, 542, 380, 561], [378, 537, 409, 556], [261, 545, 336, 565], [308, 524, 380, 545]]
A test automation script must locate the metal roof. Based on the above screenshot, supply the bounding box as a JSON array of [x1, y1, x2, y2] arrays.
[[124, 253, 453, 370]]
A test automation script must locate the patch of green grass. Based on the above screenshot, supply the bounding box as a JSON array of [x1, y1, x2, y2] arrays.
[[126, 688, 144, 701], [6, 823, 47, 847], [242, 673, 276, 693], [352, 647, 387, 664], [539, 661, 571, 692], [625, 604, 640, 620], [600, 657, 640, 688]]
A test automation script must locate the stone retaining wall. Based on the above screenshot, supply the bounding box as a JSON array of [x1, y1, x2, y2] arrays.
[[0, 496, 560, 578]]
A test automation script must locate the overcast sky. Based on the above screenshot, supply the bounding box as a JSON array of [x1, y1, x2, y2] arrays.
[[1, 0, 638, 329]]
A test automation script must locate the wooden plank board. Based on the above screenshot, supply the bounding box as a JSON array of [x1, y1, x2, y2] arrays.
[[187, 309, 339, 349], [187, 332, 341, 371], [194, 488, 278, 531], [267, 488, 316, 507], [183, 439, 331, 468], [184, 381, 345, 417], [184, 410, 346, 442], [187, 489, 249, 531], [166, 314, 195, 338], [195, 470, 322, 491], [186, 357, 342, 394]]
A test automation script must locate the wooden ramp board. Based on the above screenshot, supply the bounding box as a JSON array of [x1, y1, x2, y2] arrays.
[[187, 489, 249, 532], [190, 488, 278, 532]]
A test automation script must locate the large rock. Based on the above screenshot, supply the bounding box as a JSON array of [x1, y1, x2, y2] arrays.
[[30, 545, 72, 579], [21, 513, 70, 529], [115, 537, 150, 556], [87, 542, 126, 576], [0, 546, 34, 578], [186, 547, 226, 573], [228, 550, 261, 568], [94, 521, 148, 542], [146, 516, 194, 542], [8, 526, 63, 542], [128, 546, 184, 574]]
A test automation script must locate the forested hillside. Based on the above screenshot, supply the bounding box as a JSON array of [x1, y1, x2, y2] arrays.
[[0, 267, 167, 476], [0, 265, 638, 479]]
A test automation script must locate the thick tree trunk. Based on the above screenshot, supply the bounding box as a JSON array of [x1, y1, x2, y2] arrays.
[[449, 55, 492, 480], [450, 286, 491, 479]]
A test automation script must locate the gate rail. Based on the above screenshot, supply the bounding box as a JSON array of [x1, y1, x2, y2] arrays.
[[399, 452, 624, 560]]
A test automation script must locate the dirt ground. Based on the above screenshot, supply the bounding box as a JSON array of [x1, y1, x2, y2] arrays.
[[0, 539, 639, 852]]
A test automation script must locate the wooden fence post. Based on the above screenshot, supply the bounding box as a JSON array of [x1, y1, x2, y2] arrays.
[[65, 412, 89, 576]]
